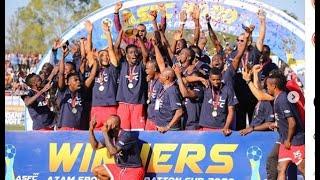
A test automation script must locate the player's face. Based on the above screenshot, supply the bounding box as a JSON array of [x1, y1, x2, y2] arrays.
[[99, 50, 110, 65], [177, 48, 189, 65], [224, 46, 232, 56], [209, 74, 222, 88], [237, 34, 245, 45], [211, 55, 224, 69], [42, 66, 52, 78], [68, 76, 81, 90], [145, 62, 156, 78], [176, 40, 185, 54], [126, 47, 139, 65], [104, 119, 120, 135], [266, 78, 276, 96], [137, 25, 147, 39], [261, 46, 270, 61], [65, 64, 75, 78], [32, 75, 42, 90]]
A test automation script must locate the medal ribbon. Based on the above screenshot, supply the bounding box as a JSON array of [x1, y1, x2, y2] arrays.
[[71, 93, 78, 108], [127, 65, 136, 83], [148, 78, 158, 100], [99, 67, 105, 85], [241, 51, 249, 69], [211, 86, 221, 110]]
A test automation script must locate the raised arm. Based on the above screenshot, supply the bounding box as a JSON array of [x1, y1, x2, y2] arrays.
[[158, 3, 167, 32], [47, 64, 59, 82], [50, 39, 62, 65], [152, 38, 166, 73], [102, 22, 120, 67], [114, 29, 124, 50], [231, 29, 251, 70], [256, 9, 266, 52], [114, 29, 124, 60], [58, 47, 69, 89], [173, 65, 197, 98], [191, 5, 200, 46], [84, 51, 98, 89], [84, 20, 93, 52], [170, 30, 183, 59], [102, 129, 121, 156], [242, 68, 274, 101], [79, 57, 86, 75], [206, 14, 223, 54], [252, 64, 263, 90], [113, 1, 123, 32], [149, 10, 159, 32], [170, 11, 187, 53], [178, 10, 187, 34], [89, 119, 105, 150], [184, 75, 209, 88], [23, 83, 52, 106], [79, 37, 86, 60], [160, 30, 175, 61], [134, 29, 149, 65]]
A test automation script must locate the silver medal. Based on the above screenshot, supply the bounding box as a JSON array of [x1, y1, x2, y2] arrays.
[[128, 83, 134, 89], [212, 111, 217, 117], [72, 108, 77, 114], [99, 85, 104, 91]]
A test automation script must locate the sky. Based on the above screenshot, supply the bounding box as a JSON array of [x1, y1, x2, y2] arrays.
[[5, 0, 305, 36]]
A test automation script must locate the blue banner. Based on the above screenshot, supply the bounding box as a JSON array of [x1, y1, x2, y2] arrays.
[[5, 131, 279, 179]]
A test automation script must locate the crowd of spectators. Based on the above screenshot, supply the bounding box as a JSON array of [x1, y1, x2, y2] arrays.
[[5, 53, 41, 95]]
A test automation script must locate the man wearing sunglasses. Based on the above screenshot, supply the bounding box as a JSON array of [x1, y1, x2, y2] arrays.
[[231, 9, 267, 131]]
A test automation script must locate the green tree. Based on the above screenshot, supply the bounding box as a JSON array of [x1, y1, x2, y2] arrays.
[[6, 0, 101, 54], [6, 9, 23, 53]]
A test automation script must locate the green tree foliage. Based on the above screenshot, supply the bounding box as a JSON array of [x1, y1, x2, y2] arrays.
[[6, 0, 101, 54], [6, 9, 23, 53]]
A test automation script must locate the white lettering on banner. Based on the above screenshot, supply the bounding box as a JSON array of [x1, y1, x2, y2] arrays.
[[48, 176, 75, 180], [5, 96, 27, 127], [48, 177, 97, 180], [78, 177, 98, 180], [5, 96, 25, 106], [144, 178, 235, 180], [16, 173, 39, 180], [5, 112, 24, 125]]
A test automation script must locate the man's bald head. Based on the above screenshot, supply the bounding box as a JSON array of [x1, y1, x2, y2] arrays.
[[163, 68, 176, 82], [211, 54, 224, 69], [106, 114, 121, 129]]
